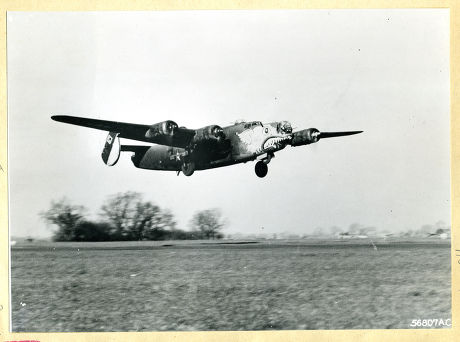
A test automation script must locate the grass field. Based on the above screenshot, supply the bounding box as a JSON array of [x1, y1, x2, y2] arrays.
[[10, 239, 451, 332]]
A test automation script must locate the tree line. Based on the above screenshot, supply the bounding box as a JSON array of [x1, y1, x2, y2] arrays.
[[40, 191, 225, 242]]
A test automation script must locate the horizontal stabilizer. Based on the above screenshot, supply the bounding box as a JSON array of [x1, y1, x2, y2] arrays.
[[120, 145, 151, 153]]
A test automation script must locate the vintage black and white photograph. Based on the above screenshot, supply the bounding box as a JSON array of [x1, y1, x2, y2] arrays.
[[8, 9, 451, 332]]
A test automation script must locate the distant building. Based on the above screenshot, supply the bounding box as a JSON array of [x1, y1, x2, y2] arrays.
[[428, 228, 451, 239]]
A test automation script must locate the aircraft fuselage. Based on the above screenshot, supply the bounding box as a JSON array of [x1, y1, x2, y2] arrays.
[[131, 121, 292, 172]]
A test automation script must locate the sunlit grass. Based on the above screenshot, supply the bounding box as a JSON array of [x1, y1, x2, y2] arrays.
[[11, 240, 451, 331]]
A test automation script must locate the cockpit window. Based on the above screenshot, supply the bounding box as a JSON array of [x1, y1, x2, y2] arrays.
[[244, 121, 263, 129]]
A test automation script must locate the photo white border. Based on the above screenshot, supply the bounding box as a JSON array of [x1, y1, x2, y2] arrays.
[[0, 1, 458, 341]]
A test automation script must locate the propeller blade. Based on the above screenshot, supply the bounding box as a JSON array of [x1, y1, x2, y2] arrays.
[[319, 131, 363, 139]]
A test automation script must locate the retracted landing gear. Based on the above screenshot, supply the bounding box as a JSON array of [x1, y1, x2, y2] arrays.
[[255, 161, 268, 178]]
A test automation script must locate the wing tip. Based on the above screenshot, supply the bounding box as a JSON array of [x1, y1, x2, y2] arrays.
[[321, 130, 364, 138], [51, 115, 65, 122], [342, 130, 363, 135], [51, 115, 83, 123]]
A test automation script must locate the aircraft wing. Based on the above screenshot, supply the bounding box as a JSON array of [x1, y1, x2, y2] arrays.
[[51, 115, 196, 148], [290, 128, 363, 146], [317, 131, 363, 138]]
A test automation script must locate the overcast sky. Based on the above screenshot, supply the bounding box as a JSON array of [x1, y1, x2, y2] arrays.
[[7, 9, 450, 238]]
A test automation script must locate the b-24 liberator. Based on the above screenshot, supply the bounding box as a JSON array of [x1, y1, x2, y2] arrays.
[[51, 115, 362, 178]]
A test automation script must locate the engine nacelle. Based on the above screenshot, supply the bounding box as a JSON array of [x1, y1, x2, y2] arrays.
[[192, 125, 225, 143], [145, 120, 178, 139], [290, 128, 320, 147]]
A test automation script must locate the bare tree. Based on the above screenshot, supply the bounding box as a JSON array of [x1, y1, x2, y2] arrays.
[[73, 221, 111, 241], [99, 191, 142, 239], [40, 198, 86, 241], [157, 209, 177, 230], [100, 191, 177, 240], [189, 208, 225, 239], [132, 201, 162, 240]]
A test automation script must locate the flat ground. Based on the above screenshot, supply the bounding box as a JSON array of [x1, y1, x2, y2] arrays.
[[10, 239, 451, 332]]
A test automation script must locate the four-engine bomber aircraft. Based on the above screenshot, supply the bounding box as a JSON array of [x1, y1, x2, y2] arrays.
[[51, 115, 362, 177]]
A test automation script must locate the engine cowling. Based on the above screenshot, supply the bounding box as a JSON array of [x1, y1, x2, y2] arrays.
[[290, 128, 320, 146], [145, 120, 178, 139], [193, 125, 225, 143]]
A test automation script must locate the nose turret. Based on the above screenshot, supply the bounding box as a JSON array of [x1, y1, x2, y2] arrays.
[[277, 121, 292, 134]]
